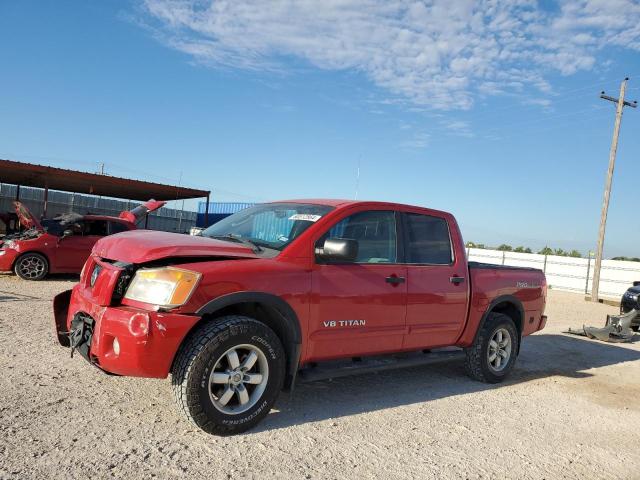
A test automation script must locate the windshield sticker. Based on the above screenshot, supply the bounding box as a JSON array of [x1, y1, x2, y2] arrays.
[[289, 214, 321, 222], [278, 235, 289, 242]]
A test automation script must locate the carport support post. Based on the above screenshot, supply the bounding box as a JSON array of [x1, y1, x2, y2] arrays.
[[204, 193, 210, 227], [43, 185, 49, 217], [15, 185, 20, 201]]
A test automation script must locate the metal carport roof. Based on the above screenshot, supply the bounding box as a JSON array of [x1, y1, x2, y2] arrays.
[[0, 158, 209, 202]]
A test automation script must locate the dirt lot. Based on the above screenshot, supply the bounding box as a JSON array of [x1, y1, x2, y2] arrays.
[[1, 275, 639, 480]]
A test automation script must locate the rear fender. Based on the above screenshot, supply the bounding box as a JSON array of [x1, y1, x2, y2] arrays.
[[474, 295, 525, 354]]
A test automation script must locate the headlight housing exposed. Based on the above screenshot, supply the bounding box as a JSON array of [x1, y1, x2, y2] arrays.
[[2, 240, 16, 249], [124, 267, 201, 309]]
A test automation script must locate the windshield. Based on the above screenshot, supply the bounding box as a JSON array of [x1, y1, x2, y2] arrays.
[[40, 219, 65, 236], [202, 203, 333, 252]]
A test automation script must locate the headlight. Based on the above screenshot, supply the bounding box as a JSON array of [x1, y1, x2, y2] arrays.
[[3, 240, 15, 249], [124, 267, 201, 309]]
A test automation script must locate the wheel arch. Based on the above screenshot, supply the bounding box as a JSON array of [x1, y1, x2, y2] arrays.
[[13, 250, 51, 275], [175, 292, 303, 390], [476, 295, 525, 353]]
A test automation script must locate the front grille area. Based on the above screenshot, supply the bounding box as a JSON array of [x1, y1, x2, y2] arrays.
[[111, 265, 136, 304]]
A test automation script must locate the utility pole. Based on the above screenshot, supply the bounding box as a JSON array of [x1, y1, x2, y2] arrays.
[[591, 78, 637, 302]]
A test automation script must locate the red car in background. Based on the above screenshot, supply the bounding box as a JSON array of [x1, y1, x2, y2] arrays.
[[0, 199, 165, 280]]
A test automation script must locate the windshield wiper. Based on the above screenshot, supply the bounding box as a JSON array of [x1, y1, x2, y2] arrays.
[[209, 234, 264, 253]]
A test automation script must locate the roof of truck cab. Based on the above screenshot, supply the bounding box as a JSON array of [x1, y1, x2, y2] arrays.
[[272, 198, 450, 215]]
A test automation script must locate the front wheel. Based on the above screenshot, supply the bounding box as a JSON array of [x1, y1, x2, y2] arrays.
[[171, 315, 285, 435], [464, 313, 518, 383], [14, 253, 49, 280]]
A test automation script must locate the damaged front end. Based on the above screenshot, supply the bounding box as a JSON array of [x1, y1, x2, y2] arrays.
[[52, 256, 201, 378], [0, 228, 42, 246], [68, 312, 95, 361]]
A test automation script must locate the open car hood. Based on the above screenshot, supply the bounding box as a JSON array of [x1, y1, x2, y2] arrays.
[[119, 199, 167, 224], [13, 201, 43, 231], [93, 230, 260, 264]]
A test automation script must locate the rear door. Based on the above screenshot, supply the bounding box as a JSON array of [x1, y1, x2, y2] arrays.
[[308, 209, 407, 360], [402, 211, 469, 349]]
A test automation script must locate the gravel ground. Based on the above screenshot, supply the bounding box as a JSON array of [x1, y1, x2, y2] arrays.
[[1, 274, 639, 480]]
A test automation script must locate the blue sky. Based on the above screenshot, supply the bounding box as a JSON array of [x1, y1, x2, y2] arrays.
[[1, 1, 639, 257]]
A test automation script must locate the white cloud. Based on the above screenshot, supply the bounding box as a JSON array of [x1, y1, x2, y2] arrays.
[[400, 132, 430, 149], [139, 0, 640, 110]]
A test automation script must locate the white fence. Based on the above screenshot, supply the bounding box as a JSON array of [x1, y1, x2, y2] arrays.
[[467, 248, 639, 300]]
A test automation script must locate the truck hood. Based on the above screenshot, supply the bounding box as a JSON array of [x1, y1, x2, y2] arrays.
[[93, 230, 260, 264]]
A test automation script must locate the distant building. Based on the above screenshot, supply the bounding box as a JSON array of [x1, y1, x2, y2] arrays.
[[197, 202, 256, 227]]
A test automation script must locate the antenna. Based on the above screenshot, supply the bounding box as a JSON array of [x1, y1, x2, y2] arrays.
[[355, 155, 362, 200]]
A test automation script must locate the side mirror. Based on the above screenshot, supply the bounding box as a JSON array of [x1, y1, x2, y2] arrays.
[[317, 238, 358, 262], [633, 281, 640, 287], [60, 229, 73, 241]]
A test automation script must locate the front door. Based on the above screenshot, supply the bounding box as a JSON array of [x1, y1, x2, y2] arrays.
[[401, 212, 469, 349], [56, 220, 106, 271], [308, 210, 407, 361]]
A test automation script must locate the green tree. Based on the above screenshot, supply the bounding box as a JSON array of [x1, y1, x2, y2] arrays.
[[524, 247, 532, 253], [554, 248, 566, 256], [513, 246, 526, 253], [612, 256, 640, 262], [569, 250, 582, 258], [497, 244, 513, 252], [538, 246, 553, 255]]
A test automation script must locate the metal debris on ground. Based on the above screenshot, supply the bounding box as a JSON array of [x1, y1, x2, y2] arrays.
[[566, 309, 639, 343]]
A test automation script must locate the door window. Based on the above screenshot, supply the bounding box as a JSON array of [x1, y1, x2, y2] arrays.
[[84, 220, 108, 236], [322, 210, 397, 263], [109, 221, 129, 234], [404, 213, 452, 264]]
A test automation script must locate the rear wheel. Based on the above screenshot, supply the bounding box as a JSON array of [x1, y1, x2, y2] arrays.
[[171, 315, 285, 435], [464, 312, 518, 383], [14, 253, 49, 281]]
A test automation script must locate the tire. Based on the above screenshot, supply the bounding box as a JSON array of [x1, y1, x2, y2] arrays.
[[464, 312, 519, 383], [14, 252, 49, 281], [171, 315, 285, 435]]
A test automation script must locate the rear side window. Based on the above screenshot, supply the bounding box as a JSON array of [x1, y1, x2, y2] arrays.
[[109, 222, 129, 234], [323, 210, 397, 263], [404, 213, 452, 264]]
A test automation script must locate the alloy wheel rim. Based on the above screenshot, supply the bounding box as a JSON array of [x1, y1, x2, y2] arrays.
[[487, 328, 512, 372], [18, 257, 45, 279], [209, 344, 269, 415]]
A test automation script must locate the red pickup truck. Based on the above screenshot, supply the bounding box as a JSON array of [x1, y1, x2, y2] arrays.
[[53, 200, 547, 435]]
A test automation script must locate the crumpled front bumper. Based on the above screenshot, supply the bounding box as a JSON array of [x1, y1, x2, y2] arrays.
[[53, 279, 201, 378]]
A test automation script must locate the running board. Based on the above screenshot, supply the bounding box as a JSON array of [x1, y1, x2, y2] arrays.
[[297, 348, 465, 384]]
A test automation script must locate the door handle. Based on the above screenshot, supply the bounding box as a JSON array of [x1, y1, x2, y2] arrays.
[[450, 276, 465, 285], [385, 275, 406, 285]]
